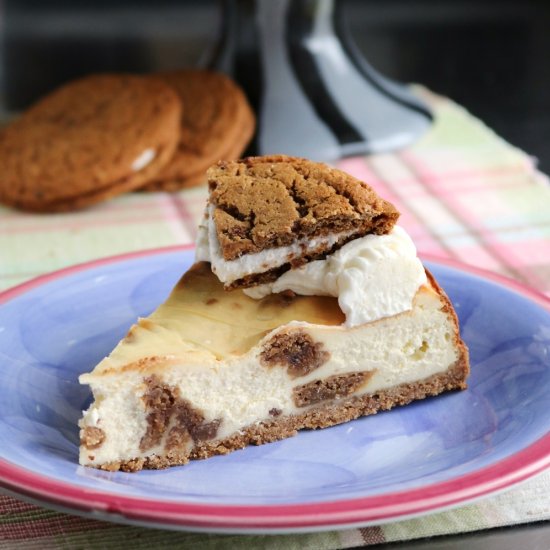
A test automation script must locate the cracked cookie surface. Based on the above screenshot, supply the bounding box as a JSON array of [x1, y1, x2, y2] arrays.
[[0, 73, 181, 212], [207, 155, 399, 261]]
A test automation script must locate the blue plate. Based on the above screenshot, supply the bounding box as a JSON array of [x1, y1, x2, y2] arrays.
[[0, 248, 548, 533]]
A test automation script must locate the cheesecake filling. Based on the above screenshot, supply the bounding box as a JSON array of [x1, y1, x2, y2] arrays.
[[245, 226, 427, 327], [195, 204, 359, 285], [80, 285, 460, 467]]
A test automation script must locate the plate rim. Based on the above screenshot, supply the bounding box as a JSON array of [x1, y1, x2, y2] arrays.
[[0, 246, 549, 532]]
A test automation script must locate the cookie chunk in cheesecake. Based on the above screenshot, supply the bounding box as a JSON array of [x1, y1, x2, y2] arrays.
[[196, 155, 399, 289]]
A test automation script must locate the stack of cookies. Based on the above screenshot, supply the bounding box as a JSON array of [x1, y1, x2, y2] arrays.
[[0, 71, 255, 212]]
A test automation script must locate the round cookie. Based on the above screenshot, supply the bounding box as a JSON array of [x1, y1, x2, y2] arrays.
[[141, 70, 255, 192], [0, 74, 182, 212], [143, 101, 256, 192]]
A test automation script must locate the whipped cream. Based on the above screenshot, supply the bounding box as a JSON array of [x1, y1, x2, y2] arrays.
[[244, 226, 427, 327], [195, 204, 358, 285]]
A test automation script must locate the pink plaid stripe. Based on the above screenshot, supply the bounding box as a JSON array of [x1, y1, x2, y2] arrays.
[[400, 150, 550, 292], [337, 156, 459, 259], [338, 146, 550, 296]]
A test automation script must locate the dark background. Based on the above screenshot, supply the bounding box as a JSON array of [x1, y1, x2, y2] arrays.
[[2, 0, 549, 170]]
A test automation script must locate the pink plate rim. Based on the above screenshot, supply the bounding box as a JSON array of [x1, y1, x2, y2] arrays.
[[0, 246, 549, 531]]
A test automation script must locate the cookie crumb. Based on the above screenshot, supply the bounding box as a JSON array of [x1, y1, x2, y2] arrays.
[[293, 371, 375, 407], [139, 375, 222, 453], [81, 427, 106, 450], [260, 330, 330, 378]]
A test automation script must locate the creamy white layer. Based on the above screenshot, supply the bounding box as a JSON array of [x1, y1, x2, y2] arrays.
[[79, 285, 458, 467], [131, 148, 156, 172], [245, 226, 427, 327], [195, 204, 358, 285], [196, 206, 426, 327]]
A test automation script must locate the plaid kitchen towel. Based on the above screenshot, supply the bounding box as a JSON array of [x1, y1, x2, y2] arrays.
[[1, 471, 549, 548], [0, 90, 549, 548]]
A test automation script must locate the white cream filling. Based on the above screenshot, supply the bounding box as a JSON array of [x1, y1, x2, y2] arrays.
[[195, 204, 358, 284], [196, 205, 426, 328], [245, 227, 427, 327], [131, 148, 156, 172]]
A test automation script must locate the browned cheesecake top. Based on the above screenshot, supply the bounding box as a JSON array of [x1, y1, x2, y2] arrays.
[[87, 262, 345, 377], [206, 155, 399, 261]]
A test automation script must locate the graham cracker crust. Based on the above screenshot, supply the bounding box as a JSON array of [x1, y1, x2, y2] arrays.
[[99, 354, 469, 472]]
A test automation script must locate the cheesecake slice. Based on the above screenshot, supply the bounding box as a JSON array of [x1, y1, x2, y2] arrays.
[[79, 262, 468, 471], [79, 156, 469, 472]]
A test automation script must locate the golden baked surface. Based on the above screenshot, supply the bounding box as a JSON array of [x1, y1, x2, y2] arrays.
[[91, 261, 345, 376]]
